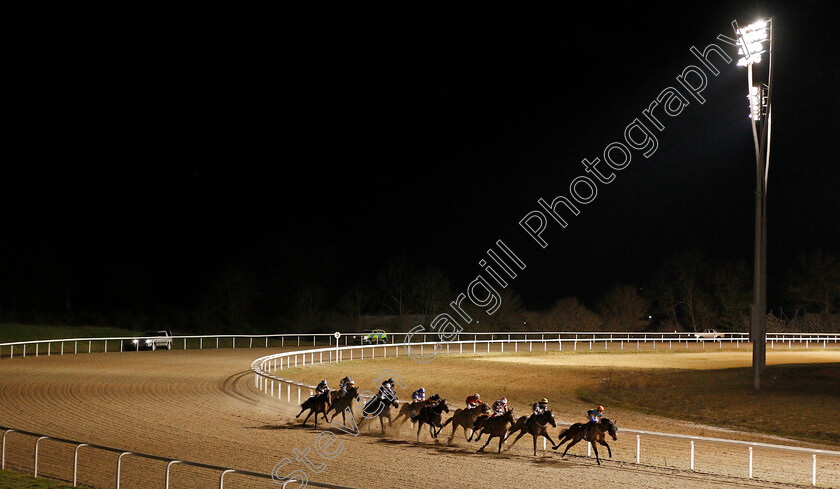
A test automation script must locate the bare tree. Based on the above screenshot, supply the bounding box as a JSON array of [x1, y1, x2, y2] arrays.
[[416, 267, 452, 321], [549, 296, 602, 331], [597, 285, 650, 332], [787, 250, 840, 329], [338, 284, 368, 322], [378, 254, 419, 316]]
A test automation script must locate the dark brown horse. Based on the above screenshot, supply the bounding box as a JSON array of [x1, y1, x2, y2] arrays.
[[552, 417, 618, 465], [470, 410, 516, 453], [441, 402, 492, 444], [296, 392, 332, 428], [325, 386, 360, 425], [393, 399, 433, 428], [410, 399, 450, 442], [358, 394, 399, 435], [505, 410, 558, 456]]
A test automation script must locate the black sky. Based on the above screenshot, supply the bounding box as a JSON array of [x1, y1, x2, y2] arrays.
[[5, 1, 839, 319]]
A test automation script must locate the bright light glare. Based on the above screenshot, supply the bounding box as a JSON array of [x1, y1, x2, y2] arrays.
[[738, 42, 766, 55], [747, 20, 768, 31], [737, 54, 762, 66]]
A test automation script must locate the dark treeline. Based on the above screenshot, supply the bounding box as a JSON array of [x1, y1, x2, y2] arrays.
[[0, 249, 837, 334]]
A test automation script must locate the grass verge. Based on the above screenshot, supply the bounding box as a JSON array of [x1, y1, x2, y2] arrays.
[[0, 470, 89, 489]]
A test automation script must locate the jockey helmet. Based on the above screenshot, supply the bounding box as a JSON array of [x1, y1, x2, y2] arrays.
[[597, 405, 604, 411], [501, 397, 507, 403], [419, 387, 425, 393], [474, 393, 480, 398], [541, 398, 548, 403]]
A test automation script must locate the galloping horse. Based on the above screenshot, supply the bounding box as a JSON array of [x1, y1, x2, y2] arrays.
[[470, 410, 516, 453], [553, 417, 618, 465], [441, 402, 492, 444], [393, 399, 433, 429], [504, 410, 558, 456], [325, 386, 360, 425], [296, 392, 332, 428], [358, 395, 399, 435], [410, 399, 450, 442]]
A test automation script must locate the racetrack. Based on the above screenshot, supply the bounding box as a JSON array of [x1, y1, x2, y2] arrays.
[[0, 347, 838, 488]]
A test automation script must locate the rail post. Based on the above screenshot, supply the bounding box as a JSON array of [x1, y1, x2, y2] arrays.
[[636, 435, 640, 463], [690, 440, 695, 470], [115, 451, 131, 489], [2, 429, 13, 469], [166, 460, 181, 489], [74, 443, 88, 487], [220, 469, 236, 489], [812, 453, 816, 486], [34, 436, 48, 477], [748, 446, 753, 478]]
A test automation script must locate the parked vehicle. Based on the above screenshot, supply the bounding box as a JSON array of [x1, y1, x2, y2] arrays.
[[357, 329, 388, 344], [128, 330, 173, 351], [693, 329, 725, 339]]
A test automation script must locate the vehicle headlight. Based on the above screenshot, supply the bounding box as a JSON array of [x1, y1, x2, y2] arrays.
[[131, 339, 138, 344]]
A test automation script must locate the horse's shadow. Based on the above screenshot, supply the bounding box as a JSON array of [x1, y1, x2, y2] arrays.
[[250, 423, 321, 431]]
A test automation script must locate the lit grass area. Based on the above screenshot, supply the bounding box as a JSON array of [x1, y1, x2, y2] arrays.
[[0, 470, 89, 489], [0, 323, 140, 343], [281, 348, 840, 446], [581, 361, 840, 445]]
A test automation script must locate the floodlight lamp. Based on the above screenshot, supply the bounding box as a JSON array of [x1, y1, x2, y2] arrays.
[[747, 20, 768, 31], [737, 54, 762, 66]]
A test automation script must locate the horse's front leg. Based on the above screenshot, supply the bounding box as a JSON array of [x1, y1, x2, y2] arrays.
[[598, 439, 612, 458], [296, 407, 306, 418], [591, 441, 600, 465], [543, 432, 558, 449], [478, 434, 493, 452]]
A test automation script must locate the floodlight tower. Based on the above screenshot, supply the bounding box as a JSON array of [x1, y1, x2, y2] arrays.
[[733, 18, 773, 391]]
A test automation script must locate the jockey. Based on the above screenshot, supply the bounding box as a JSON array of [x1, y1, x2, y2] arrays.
[[527, 398, 548, 424], [315, 379, 330, 396], [587, 405, 605, 425], [491, 397, 509, 417], [428, 393, 441, 404], [338, 376, 355, 397], [378, 378, 397, 404], [411, 387, 426, 404], [465, 393, 481, 408]]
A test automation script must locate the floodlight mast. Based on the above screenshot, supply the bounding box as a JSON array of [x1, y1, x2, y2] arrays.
[[734, 18, 773, 391]]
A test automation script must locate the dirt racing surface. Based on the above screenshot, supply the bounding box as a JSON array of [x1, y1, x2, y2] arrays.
[[1, 347, 838, 489]]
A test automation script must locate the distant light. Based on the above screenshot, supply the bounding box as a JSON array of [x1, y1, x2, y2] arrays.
[[734, 18, 770, 66]]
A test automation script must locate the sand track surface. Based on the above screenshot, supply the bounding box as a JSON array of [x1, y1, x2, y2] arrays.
[[0, 348, 838, 488]]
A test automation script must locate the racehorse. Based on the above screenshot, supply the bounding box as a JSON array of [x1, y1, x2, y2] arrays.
[[296, 392, 332, 429], [325, 386, 360, 425], [470, 410, 516, 453], [410, 399, 450, 442], [358, 394, 399, 435], [504, 410, 558, 456], [392, 399, 434, 429], [440, 402, 492, 444], [552, 417, 618, 465]]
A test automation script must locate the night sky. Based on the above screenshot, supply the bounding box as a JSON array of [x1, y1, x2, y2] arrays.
[[5, 1, 839, 321]]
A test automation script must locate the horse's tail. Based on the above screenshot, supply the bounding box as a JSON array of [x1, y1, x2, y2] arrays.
[[558, 427, 570, 438], [441, 416, 454, 427], [411, 413, 421, 423]]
